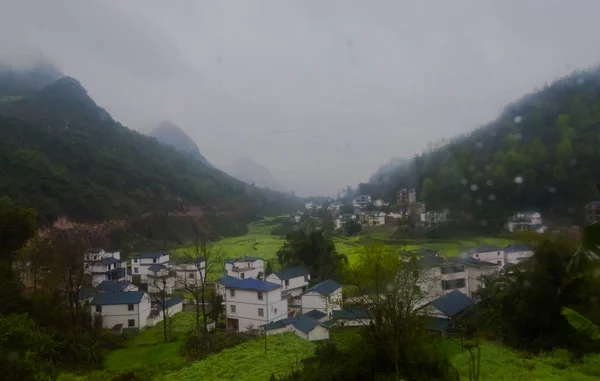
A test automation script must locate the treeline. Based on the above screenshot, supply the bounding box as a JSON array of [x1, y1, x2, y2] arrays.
[[0, 75, 300, 224], [366, 66, 600, 225]]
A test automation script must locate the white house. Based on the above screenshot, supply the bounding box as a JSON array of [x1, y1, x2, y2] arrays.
[[146, 297, 183, 327], [225, 256, 265, 280], [335, 214, 356, 230], [216, 274, 239, 297], [470, 245, 504, 266], [225, 278, 288, 332], [507, 211, 546, 233], [131, 252, 170, 282], [84, 249, 126, 286], [147, 264, 175, 295], [171, 258, 206, 290], [503, 243, 534, 266], [328, 309, 373, 327], [462, 257, 501, 298], [419, 290, 474, 334], [97, 280, 138, 292], [263, 315, 330, 341], [266, 266, 310, 309], [420, 211, 448, 228], [353, 195, 372, 208], [91, 291, 151, 330], [301, 279, 342, 317]]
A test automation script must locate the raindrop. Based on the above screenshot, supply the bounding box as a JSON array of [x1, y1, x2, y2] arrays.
[[460, 178, 468, 186], [568, 208, 575, 215], [548, 186, 557, 194], [486, 180, 494, 186], [470, 184, 479, 191], [488, 194, 496, 201], [577, 77, 585, 85], [475, 199, 483, 206], [515, 133, 522, 140], [480, 220, 488, 227], [475, 141, 483, 149], [514, 116, 523, 124], [514, 176, 524, 184]]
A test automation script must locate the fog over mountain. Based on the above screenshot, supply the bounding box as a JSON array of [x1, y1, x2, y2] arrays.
[[3, 0, 600, 196]]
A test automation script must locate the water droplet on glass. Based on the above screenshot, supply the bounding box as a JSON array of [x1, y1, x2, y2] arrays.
[[486, 180, 494, 186], [460, 178, 468, 186], [568, 208, 575, 215], [488, 194, 496, 201], [515, 133, 522, 140], [577, 77, 585, 85], [475, 199, 483, 206], [475, 141, 483, 149], [548, 186, 557, 194], [514, 116, 523, 124], [514, 176, 524, 184], [480, 220, 488, 227], [470, 184, 479, 191]]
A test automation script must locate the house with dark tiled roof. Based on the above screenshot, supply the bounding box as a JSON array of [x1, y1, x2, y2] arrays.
[[97, 280, 138, 293], [224, 278, 288, 333], [147, 263, 176, 295], [90, 291, 151, 330], [83, 249, 126, 286], [326, 308, 374, 327], [131, 252, 170, 283], [266, 266, 310, 309], [225, 256, 265, 280], [263, 315, 330, 341], [418, 290, 474, 334], [301, 279, 342, 316]]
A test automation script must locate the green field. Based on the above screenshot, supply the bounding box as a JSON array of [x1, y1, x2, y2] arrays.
[[445, 340, 600, 380], [162, 333, 315, 381]]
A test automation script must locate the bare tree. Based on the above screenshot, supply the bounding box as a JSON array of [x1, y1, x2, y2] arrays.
[[14, 236, 52, 295], [149, 271, 174, 343], [178, 240, 224, 333]]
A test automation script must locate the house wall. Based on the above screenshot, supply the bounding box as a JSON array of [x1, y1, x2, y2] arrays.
[[505, 250, 533, 264], [225, 288, 288, 332], [473, 249, 504, 265], [301, 288, 342, 317], [174, 263, 206, 289], [131, 255, 169, 279], [266, 325, 295, 336], [294, 325, 330, 341], [225, 259, 265, 279], [465, 265, 498, 298], [148, 275, 175, 295], [146, 302, 183, 327], [92, 294, 151, 330], [333, 318, 373, 327], [266, 274, 310, 298]]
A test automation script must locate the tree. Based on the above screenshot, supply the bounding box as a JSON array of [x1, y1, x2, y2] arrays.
[[178, 240, 224, 333], [149, 271, 174, 343], [321, 214, 335, 238], [14, 236, 52, 295], [277, 230, 347, 281], [420, 177, 434, 202], [345, 219, 362, 236]]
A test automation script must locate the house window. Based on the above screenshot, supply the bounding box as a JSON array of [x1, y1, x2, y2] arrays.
[[257, 292, 263, 300], [128, 319, 135, 327], [134, 267, 139, 274], [274, 308, 277, 314], [134, 258, 138, 263], [153, 258, 157, 263], [240, 273, 245, 279], [188, 273, 195, 279], [497, 252, 500, 256], [95, 306, 102, 313], [230, 289, 235, 297], [284, 279, 289, 287], [441, 278, 466, 290], [475, 254, 479, 258], [128, 304, 134, 311], [230, 305, 236, 313], [258, 308, 264, 317]]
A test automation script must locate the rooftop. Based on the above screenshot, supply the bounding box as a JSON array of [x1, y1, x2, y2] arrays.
[[332, 309, 373, 320], [101, 257, 120, 266], [158, 297, 183, 310], [225, 256, 262, 264], [136, 252, 169, 259], [97, 280, 134, 292], [504, 243, 533, 253], [293, 315, 320, 334], [301, 309, 327, 320], [91, 291, 146, 306], [305, 279, 342, 296], [272, 266, 309, 281], [471, 244, 502, 254], [148, 263, 168, 273], [217, 274, 239, 287], [430, 290, 474, 318], [226, 278, 280, 292]]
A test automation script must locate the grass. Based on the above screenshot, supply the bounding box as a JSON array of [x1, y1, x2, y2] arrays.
[[161, 333, 316, 381], [445, 340, 600, 380]]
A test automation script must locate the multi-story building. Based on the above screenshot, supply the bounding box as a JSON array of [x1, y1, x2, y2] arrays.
[[84, 249, 126, 286], [586, 201, 600, 224], [301, 279, 342, 317], [147, 264, 175, 295], [469, 245, 504, 266], [171, 258, 206, 290], [503, 243, 534, 265], [131, 252, 170, 283], [225, 256, 265, 280], [225, 278, 287, 332], [420, 210, 448, 228], [507, 211, 546, 233], [396, 188, 416, 208], [91, 291, 151, 330], [266, 267, 310, 309], [352, 195, 372, 208]]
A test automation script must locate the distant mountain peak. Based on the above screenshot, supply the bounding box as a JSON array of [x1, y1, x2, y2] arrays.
[[224, 157, 286, 191], [0, 60, 63, 96], [150, 121, 211, 166]]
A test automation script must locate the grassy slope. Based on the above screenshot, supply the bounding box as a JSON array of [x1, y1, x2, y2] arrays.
[[162, 333, 315, 381], [445, 340, 600, 380]]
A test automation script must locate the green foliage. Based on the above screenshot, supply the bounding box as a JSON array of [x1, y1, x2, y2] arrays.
[[0, 77, 300, 224], [277, 230, 347, 281], [0, 313, 58, 381], [181, 331, 254, 361], [368, 67, 600, 223], [345, 218, 362, 236], [561, 307, 600, 341]]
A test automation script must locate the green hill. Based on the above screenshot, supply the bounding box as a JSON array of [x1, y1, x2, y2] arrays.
[[367, 66, 600, 227], [150, 120, 212, 167], [0, 72, 299, 225]]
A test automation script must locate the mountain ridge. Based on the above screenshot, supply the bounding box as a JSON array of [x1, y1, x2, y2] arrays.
[[149, 120, 212, 166]]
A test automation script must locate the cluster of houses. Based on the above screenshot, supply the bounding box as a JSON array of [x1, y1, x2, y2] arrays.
[[81, 249, 206, 332], [216, 256, 343, 341]]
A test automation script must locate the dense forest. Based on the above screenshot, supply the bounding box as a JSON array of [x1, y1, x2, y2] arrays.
[[365, 66, 600, 226], [0, 69, 300, 228]]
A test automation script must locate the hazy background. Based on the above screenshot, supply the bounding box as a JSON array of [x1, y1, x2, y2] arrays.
[[2, 0, 600, 196]]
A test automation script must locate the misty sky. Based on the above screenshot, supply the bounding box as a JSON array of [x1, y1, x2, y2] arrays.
[[2, 0, 600, 196]]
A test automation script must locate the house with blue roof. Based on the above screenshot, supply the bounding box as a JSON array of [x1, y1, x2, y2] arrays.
[[508, 211, 546, 234], [131, 252, 170, 283], [262, 314, 330, 341], [97, 280, 138, 292], [90, 291, 151, 330], [301, 279, 342, 316], [503, 243, 534, 265], [225, 256, 265, 280], [266, 266, 310, 309], [224, 277, 288, 332], [419, 290, 474, 334], [83, 248, 126, 287]]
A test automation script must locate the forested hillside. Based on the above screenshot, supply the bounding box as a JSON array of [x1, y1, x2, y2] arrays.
[[367, 66, 600, 225], [0, 73, 300, 225]]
